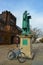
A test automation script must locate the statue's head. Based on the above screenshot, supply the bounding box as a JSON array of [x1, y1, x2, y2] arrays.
[[24, 11, 27, 13]]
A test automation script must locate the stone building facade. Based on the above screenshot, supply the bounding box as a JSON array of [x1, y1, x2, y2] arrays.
[[0, 11, 22, 44]]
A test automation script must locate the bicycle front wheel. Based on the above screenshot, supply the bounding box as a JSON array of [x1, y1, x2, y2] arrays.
[[7, 50, 15, 60], [18, 52, 26, 63]]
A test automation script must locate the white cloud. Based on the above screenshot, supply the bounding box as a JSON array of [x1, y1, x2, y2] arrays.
[[30, 12, 43, 30], [12, 11, 22, 28]]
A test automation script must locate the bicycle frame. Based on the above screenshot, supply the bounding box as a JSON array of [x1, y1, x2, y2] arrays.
[[12, 49, 22, 57]]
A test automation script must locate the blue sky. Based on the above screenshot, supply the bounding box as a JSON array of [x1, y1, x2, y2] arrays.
[[0, 0, 43, 31]]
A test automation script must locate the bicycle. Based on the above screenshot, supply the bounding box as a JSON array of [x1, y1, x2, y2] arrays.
[[7, 48, 26, 63]]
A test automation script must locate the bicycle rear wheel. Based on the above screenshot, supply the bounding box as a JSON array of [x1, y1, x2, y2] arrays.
[[18, 52, 26, 63]]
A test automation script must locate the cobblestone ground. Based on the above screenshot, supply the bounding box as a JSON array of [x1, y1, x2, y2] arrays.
[[0, 43, 43, 65], [32, 43, 43, 65]]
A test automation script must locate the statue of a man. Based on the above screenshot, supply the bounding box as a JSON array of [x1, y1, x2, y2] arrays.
[[22, 11, 31, 35], [22, 11, 27, 29], [22, 11, 28, 33]]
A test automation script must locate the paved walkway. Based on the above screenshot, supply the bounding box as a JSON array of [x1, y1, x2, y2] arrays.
[[0, 43, 43, 65]]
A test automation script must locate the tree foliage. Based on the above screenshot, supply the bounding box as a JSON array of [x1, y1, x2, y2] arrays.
[[31, 27, 43, 42]]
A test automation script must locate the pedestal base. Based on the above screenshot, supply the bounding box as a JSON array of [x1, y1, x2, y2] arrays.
[[28, 52, 34, 59], [19, 35, 34, 59]]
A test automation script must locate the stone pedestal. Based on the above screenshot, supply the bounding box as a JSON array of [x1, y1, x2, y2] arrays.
[[19, 35, 34, 59]]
